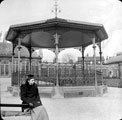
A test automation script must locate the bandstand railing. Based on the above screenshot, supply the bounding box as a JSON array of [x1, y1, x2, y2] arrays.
[[11, 63, 103, 87]]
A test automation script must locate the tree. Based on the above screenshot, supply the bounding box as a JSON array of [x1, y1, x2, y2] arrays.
[[61, 53, 75, 63]]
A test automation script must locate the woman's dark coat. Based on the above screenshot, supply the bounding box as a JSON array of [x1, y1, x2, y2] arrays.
[[20, 82, 42, 112]]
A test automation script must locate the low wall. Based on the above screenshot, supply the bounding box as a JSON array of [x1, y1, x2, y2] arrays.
[[7, 85, 107, 98]]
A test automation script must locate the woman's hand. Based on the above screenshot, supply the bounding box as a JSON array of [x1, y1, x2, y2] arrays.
[[29, 103, 33, 107], [37, 101, 40, 103]]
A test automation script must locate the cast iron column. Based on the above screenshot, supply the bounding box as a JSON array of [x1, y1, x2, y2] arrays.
[[92, 36, 97, 87], [81, 47, 85, 72], [17, 38, 22, 86], [53, 33, 60, 86], [27, 47, 33, 74], [11, 43, 16, 86], [97, 42, 103, 85]]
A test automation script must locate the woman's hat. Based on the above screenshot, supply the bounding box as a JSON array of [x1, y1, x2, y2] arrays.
[[27, 74, 34, 78]]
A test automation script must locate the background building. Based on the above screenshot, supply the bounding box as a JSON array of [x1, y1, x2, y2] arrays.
[[0, 40, 43, 77]]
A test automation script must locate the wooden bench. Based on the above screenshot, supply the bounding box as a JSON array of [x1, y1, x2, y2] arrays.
[[0, 103, 30, 117]]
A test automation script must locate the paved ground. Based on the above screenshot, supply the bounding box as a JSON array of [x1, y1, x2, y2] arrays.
[[0, 78, 122, 120]]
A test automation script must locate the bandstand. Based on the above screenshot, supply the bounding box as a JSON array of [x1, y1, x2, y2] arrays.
[[5, 17, 108, 98]]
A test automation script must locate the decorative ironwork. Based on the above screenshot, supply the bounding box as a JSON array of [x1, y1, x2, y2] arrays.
[[52, 0, 61, 18], [11, 63, 103, 86]]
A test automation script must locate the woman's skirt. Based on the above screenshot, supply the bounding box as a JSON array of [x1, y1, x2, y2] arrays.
[[31, 105, 49, 120]]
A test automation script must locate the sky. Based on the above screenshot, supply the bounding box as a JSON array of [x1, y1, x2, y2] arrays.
[[0, 0, 122, 62]]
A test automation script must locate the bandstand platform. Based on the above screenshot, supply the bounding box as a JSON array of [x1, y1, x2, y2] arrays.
[[8, 64, 107, 98]]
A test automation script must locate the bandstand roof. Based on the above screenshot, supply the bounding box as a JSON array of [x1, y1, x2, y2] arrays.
[[6, 18, 108, 48]]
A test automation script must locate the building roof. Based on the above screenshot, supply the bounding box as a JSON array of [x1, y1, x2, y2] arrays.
[[105, 55, 122, 65], [78, 56, 104, 62]]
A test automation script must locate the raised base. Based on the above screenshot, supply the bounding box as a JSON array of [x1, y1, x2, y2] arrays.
[[7, 85, 107, 98], [52, 86, 64, 98]]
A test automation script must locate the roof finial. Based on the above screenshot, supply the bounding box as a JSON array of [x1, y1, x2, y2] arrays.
[[52, 0, 61, 18]]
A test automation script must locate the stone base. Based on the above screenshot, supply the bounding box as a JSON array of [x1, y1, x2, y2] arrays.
[[7, 85, 107, 98], [52, 86, 64, 98], [96, 85, 108, 96], [63, 85, 108, 97]]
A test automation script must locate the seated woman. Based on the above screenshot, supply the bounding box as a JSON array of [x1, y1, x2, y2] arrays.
[[20, 74, 49, 120]]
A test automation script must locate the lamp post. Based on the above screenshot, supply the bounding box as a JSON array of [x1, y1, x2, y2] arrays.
[[0, 1, 5, 119], [0, 81, 4, 120]]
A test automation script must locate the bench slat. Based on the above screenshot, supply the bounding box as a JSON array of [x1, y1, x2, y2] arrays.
[[0, 103, 29, 107]]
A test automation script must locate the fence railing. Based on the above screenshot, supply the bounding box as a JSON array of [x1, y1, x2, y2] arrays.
[[11, 66, 103, 86]]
